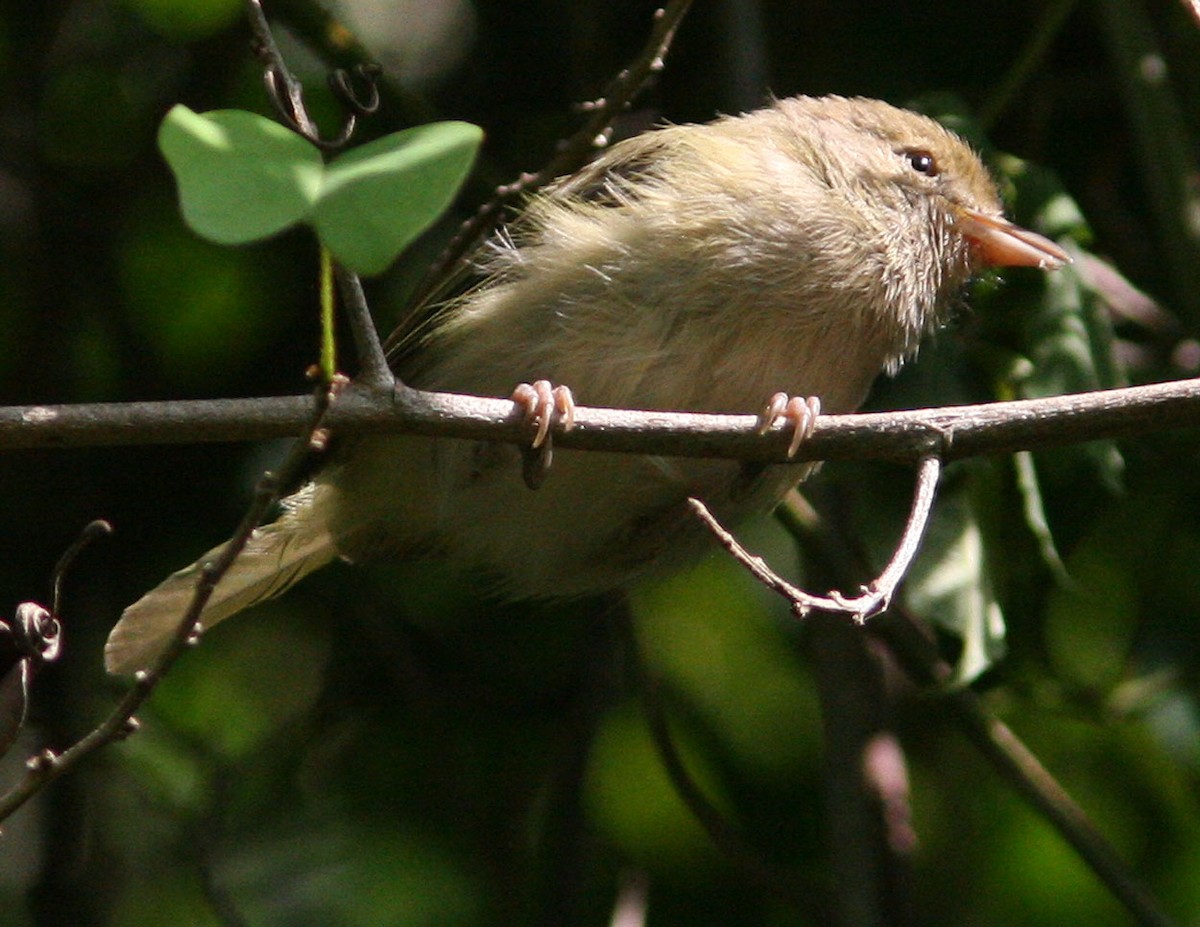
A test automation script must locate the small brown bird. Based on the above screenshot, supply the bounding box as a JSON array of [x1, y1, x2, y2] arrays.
[[106, 95, 1068, 674]]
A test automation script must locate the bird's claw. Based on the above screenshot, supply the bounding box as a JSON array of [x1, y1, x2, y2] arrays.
[[512, 380, 576, 449], [755, 393, 821, 458], [512, 380, 576, 489]]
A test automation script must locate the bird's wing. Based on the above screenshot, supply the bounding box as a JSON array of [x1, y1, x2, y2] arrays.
[[104, 485, 337, 675]]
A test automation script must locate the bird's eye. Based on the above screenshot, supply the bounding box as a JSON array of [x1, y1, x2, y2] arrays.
[[905, 150, 939, 176]]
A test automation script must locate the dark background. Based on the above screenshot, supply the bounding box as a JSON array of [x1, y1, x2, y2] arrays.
[[2, 1, 1199, 925]]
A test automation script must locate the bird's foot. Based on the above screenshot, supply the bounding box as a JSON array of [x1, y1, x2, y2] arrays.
[[731, 393, 822, 501], [755, 392, 821, 457], [511, 380, 576, 488]]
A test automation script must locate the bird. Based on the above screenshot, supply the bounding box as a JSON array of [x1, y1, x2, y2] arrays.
[[105, 95, 1069, 674]]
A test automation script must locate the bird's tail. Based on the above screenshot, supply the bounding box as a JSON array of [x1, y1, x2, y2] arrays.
[[104, 483, 338, 675]]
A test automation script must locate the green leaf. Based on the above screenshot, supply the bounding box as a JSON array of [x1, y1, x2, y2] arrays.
[[159, 108, 483, 275], [905, 488, 1007, 682], [313, 121, 483, 275], [158, 105, 323, 244], [984, 155, 1127, 501]]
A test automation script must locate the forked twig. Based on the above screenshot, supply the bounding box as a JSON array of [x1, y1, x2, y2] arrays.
[[690, 455, 942, 620], [335, 265, 395, 392], [245, 0, 391, 384]]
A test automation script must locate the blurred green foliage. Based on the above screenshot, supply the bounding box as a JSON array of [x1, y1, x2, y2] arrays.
[[2, 1, 1200, 925]]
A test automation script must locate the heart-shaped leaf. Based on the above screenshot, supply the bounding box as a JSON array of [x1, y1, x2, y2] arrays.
[[159, 107, 483, 275], [158, 106, 323, 244], [313, 121, 484, 274]]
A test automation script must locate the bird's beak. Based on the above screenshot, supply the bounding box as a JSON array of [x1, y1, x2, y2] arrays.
[[956, 207, 1071, 270]]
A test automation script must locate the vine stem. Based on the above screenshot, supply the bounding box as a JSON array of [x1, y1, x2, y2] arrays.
[[0, 383, 338, 826]]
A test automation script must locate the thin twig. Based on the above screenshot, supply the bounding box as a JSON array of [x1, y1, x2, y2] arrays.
[[51, 520, 113, 616], [0, 376, 1198, 461], [0, 522, 109, 760], [246, 0, 380, 150], [828, 455, 940, 616], [335, 265, 395, 391], [868, 613, 1175, 927], [689, 456, 942, 620], [776, 496, 1176, 927], [245, 0, 318, 140], [400, 0, 696, 314], [688, 499, 815, 603], [0, 384, 336, 825], [636, 658, 830, 912]]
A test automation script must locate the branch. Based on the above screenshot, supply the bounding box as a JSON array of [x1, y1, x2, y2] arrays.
[[0, 377, 1196, 462], [689, 456, 941, 619], [0, 383, 336, 825], [334, 264, 394, 390], [868, 614, 1175, 927], [776, 496, 1177, 927], [633, 640, 831, 913]]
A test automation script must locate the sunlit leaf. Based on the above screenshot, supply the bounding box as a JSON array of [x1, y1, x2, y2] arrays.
[[313, 121, 483, 274], [158, 106, 323, 244], [159, 108, 483, 275]]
